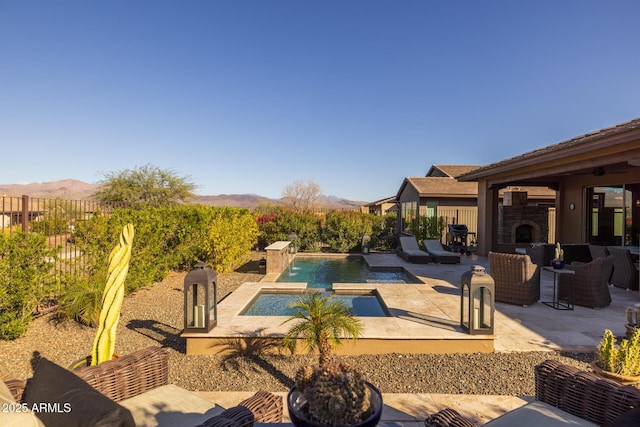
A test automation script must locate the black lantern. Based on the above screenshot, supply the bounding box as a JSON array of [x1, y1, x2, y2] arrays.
[[361, 234, 371, 254], [184, 263, 217, 333], [460, 265, 494, 335], [288, 232, 298, 254]]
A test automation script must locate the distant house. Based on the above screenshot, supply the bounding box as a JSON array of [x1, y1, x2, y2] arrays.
[[360, 196, 397, 216], [396, 165, 481, 236], [396, 164, 556, 243]]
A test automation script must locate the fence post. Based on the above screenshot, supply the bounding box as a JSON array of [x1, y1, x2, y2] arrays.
[[21, 195, 29, 232]]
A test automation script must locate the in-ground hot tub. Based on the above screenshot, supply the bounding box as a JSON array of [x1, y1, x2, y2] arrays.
[[240, 288, 391, 317]]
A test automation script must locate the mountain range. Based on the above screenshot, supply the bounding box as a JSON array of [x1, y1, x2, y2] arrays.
[[0, 179, 367, 210]]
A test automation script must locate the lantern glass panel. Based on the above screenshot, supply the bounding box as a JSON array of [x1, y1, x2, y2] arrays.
[[461, 284, 469, 329], [187, 284, 207, 329], [473, 287, 492, 330], [207, 280, 216, 328]]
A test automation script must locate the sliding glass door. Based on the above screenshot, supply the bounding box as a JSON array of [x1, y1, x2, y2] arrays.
[[587, 184, 640, 246]]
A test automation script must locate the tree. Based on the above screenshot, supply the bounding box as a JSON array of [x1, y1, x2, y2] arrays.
[[280, 291, 363, 366], [94, 164, 196, 208], [282, 179, 322, 210]]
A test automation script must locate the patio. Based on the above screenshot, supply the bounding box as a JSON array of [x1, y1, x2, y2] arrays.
[[195, 251, 639, 426], [185, 251, 636, 355], [365, 252, 636, 353]]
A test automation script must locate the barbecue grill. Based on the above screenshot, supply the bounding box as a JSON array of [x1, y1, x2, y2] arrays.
[[447, 224, 477, 256]]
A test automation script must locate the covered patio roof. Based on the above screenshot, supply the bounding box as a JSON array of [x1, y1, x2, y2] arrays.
[[457, 117, 640, 189], [454, 117, 640, 254]]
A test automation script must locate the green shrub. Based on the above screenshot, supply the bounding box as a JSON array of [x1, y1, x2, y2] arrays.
[[257, 207, 322, 251], [410, 216, 446, 247], [58, 205, 260, 324], [202, 207, 259, 273], [0, 232, 58, 339], [323, 211, 380, 253]]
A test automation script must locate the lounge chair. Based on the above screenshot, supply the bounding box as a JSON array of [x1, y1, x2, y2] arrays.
[[423, 239, 461, 264], [488, 252, 540, 306], [396, 236, 431, 264]]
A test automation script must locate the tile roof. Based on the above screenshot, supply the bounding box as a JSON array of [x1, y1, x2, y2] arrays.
[[458, 117, 640, 180], [405, 177, 478, 197], [428, 164, 482, 178]]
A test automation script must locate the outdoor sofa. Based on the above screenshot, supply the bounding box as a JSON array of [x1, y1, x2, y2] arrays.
[[525, 243, 592, 266], [397, 236, 431, 263], [423, 239, 460, 264], [425, 359, 640, 427], [1, 346, 282, 427]]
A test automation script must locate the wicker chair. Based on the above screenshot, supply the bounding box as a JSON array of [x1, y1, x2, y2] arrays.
[[488, 252, 540, 306], [558, 255, 613, 309], [607, 247, 639, 290], [425, 360, 640, 426], [5, 347, 283, 427]]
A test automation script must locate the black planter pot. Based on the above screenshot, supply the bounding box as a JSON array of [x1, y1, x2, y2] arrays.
[[287, 382, 383, 427], [550, 260, 565, 270]]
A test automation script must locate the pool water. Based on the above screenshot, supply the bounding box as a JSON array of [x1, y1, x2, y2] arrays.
[[241, 291, 390, 317], [277, 256, 420, 288]]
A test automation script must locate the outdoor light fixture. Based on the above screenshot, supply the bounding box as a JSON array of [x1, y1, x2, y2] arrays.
[[288, 232, 298, 254], [460, 265, 495, 335], [361, 234, 371, 254], [184, 263, 217, 333]]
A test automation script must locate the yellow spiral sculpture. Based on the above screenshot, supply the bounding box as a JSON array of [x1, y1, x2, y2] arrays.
[[90, 223, 135, 366]]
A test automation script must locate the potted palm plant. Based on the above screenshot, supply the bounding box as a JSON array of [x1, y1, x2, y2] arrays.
[[281, 291, 382, 427]]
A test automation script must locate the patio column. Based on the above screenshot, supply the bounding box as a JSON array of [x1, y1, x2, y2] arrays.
[[476, 179, 499, 255]]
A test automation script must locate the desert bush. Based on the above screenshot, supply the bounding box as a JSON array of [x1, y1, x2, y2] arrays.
[[257, 207, 322, 251], [323, 211, 380, 253], [58, 205, 259, 324], [0, 232, 58, 339], [201, 207, 259, 273]]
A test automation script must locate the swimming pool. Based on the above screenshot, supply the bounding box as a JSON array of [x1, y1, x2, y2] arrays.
[[276, 255, 421, 288], [240, 289, 390, 317]]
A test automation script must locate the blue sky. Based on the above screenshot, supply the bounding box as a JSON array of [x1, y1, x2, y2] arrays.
[[2, 1, 639, 202]]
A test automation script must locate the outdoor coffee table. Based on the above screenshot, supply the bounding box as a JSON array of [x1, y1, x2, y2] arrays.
[[542, 266, 575, 310]]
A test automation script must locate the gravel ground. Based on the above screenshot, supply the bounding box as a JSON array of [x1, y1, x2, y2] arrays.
[[0, 255, 596, 396]]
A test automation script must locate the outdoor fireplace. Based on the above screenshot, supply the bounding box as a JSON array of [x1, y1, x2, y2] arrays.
[[515, 224, 534, 243], [498, 206, 549, 244]]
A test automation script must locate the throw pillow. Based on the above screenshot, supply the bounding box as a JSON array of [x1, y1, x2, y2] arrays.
[[0, 380, 45, 427], [22, 357, 135, 427]]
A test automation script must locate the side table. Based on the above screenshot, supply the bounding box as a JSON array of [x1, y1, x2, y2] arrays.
[[542, 266, 575, 310]]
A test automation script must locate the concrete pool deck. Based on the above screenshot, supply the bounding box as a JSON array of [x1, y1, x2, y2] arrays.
[[184, 252, 638, 355]]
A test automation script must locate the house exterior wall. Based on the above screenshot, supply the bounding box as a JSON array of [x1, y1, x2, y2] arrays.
[[559, 169, 640, 244]]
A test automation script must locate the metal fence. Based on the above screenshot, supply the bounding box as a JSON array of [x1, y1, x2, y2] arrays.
[[1, 195, 123, 280]]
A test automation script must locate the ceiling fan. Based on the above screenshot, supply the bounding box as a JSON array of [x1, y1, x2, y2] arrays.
[[570, 166, 627, 176]]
